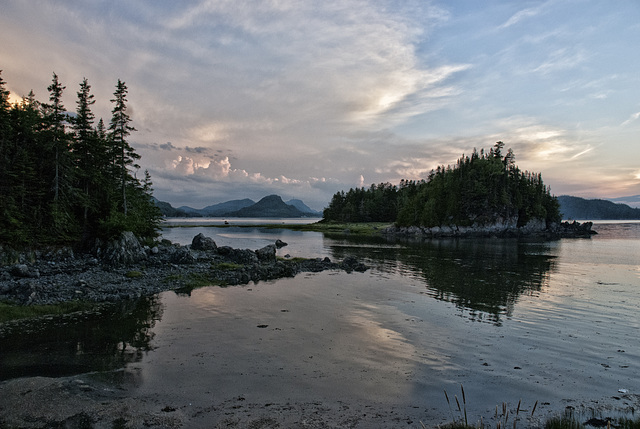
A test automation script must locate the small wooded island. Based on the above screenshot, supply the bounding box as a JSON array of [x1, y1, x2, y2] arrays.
[[321, 141, 593, 238]]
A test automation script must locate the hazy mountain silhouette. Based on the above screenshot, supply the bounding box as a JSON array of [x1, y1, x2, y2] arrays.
[[155, 195, 321, 218], [559, 195, 640, 220]]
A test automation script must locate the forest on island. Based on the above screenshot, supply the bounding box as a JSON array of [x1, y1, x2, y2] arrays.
[[0, 71, 161, 247], [323, 142, 561, 228]]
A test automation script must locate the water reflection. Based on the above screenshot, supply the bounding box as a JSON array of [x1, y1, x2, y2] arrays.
[[0, 297, 163, 380], [326, 235, 556, 325]]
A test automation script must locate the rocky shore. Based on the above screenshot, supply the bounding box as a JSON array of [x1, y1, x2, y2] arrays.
[[0, 232, 368, 307], [382, 219, 597, 239]]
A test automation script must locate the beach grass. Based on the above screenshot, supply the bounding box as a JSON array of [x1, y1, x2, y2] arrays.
[[433, 385, 640, 429]]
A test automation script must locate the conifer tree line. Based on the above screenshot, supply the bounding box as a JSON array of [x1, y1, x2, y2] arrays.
[[0, 70, 162, 246], [323, 142, 561, 228]]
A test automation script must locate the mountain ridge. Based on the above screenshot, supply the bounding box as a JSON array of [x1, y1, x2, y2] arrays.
[[559, 195, 640, 220], [226, 195, 305, 218], [607, 194, 640, 208], [154, 195, 322, 218]]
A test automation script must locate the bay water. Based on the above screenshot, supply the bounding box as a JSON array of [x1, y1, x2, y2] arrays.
[[1, 219, 639, 426]]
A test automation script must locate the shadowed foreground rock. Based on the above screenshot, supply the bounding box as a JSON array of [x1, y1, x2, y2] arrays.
[[0, 232, 368, 306]]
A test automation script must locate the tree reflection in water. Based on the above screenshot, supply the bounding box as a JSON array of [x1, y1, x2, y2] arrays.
[[327, 235, 556, 325], [0, 296, 163, 380]]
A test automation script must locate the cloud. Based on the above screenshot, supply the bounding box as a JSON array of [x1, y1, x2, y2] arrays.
[[185, 146, 209, 154], [532, 48, 588, 75], [500, 4, 546, 29], [622, 112, 640, 126], [3, 0, 640, 208], [485, 118, 595, 164], [159, 142, 177, 151]]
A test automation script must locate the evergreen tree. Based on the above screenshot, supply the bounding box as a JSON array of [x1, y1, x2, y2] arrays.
[[0, 70, 11, 153], [0, 71, 15, 241], [108, 79, 139, 217], [43, 73, 68, 202], [71, 77, 99, 229], [41, 73, 78, 239]]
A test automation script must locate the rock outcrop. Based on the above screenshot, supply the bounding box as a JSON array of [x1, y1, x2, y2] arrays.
[[94, 231, 148, 266], [0, 232, 368, 306], [191, 233, 217, 251], [382, 219, 596, 239]]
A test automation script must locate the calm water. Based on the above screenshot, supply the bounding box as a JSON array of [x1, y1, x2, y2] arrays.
[[1, 220, 639, 424]]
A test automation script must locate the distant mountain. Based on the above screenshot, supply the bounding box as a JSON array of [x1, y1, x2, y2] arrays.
[[152, 198, 202, 217], [176, 206, 204, 217], [558, 195, 640, 220], [154, 195, 320, 218], [200, 199, 255, 216], [286, 199, 322, 216], [226, 195, 306, 218], [608, 194, 640, 208]]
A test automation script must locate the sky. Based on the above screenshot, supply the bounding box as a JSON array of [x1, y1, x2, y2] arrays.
[[2, 0, 640, 210]]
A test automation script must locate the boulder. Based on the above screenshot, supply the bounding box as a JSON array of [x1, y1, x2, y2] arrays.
[[99, 231, 147, 266], [191, 233, 217, 251], [520, 218, 547, 234], [169, 247, 195, 264], [275, 239, 288, 248], [340, 256, 368, 273], [256, 244, 277, 262], [217, 247, 259, 264], [10, 264, 40, 278], [558, 221, 597, 237]]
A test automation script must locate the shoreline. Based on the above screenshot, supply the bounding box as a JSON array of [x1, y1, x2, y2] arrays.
[[162, 219, 598, 239], [1, 356, 638, 428], [0, 219, 597, 314], [0, 232, 367, 312]]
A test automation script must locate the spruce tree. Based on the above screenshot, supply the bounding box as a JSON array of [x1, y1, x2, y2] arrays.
[[0, 72, 20, 242], [71, 78, 98, 227], [0, 71, 13, 229], [0, 70, 11, 150], [108, 79, 139, 217], [41, 73, 79, 239], [43, 73, 67, 202]]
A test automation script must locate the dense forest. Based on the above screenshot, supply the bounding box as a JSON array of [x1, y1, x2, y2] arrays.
[[323, 142, 561, 228], [0, 71, 162, 247]]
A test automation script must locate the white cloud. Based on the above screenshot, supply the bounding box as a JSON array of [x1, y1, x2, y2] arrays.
[[500, 4, 546, 29], [532, 48, 588, 75], [622, 112, 640, 126]]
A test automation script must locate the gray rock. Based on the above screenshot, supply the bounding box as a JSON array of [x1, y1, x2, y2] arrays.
[[99, 231, 147, 266], [256, 244, 277, 262], [340, 256, 368, 273], [275, 239, 288, 248], [520, 218, 546, 234], [169, 247, 195, 264], [191, 233, 217, 251], [218, 247, 259, 264], [0, 237, 370, 306], [11, 264, 40, 278]]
